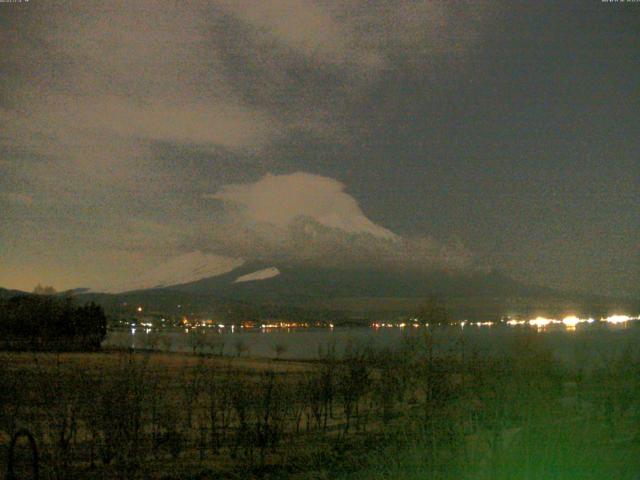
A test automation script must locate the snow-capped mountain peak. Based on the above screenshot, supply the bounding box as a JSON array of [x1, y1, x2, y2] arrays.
[[234, 267, 280, 283]]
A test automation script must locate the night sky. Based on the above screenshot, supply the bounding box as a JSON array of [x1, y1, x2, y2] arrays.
[[1, 1, 638, 296]]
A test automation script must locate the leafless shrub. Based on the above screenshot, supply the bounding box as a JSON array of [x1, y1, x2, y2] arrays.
[[337, 343, 370, 435], [88, 353, 151, 478], [159, 335, 173, 352], [271, 342, 288, 360], [205, 366, 234, 454], [234, 338, 249, 357], [184, 361, 207, 429], [229, 374, 253, 458], [252, 371, 290, 465], [142, 331, 160, 351], [187, 330, 207, 355], [0, 359, 22, 437], [204, 332, 226, 356], [3, 330, 620, 479]]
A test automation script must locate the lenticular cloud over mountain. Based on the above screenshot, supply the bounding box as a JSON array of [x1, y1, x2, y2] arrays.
[[208, 172, 397, 240], [201, 172, 471, 272], [91, 172, 471, 293]]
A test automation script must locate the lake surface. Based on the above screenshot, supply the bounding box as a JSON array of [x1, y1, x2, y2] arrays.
[[105, 321, 640, 367]]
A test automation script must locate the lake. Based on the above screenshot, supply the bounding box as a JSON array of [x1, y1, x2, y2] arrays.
[[105, 320, 640, 367]]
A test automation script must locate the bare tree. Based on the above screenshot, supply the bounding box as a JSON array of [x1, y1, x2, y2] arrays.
[[271, 342, 288, 360], [159, 335, 173, 353], [234, 338, 249, 357]]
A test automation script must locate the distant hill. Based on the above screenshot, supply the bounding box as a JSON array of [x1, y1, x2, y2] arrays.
[[0, 287, 29, 299], [3, 264, 637, 322], [80, 263, 638, 321], [169, 263, 536, 298]]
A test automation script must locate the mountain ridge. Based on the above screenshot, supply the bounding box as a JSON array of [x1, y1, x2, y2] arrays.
[[2, 264, 637, 322]]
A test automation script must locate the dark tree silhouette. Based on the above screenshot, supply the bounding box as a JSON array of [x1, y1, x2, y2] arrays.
[[0, 294, 107, 351]]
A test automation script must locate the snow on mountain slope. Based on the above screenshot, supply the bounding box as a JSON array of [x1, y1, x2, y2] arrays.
[[95, 251, 244, 293], [234, 267, 280, 283]]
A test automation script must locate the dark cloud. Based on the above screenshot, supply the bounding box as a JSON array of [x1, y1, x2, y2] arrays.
[[0, 1, 637, 297]]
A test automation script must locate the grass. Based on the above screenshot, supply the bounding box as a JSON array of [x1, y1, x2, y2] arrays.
[[1, 333, 639, 479], [0, 349, 312, 373]]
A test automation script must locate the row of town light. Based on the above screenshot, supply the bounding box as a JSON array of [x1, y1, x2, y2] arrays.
[[372, 314, 639, 330]]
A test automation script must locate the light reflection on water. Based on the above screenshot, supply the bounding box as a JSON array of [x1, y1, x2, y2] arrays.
[[105, 318, 640, 367]]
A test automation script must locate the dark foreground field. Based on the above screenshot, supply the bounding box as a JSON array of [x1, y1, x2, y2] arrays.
[[2, 332, 640, 479]]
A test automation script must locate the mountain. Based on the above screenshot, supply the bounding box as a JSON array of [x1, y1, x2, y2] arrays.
[[93, 252, 244, 293], [0, 287, 29, 299], [3, 263, 636, 321], [125, 263, 637, 321], [168, 263, 527, 298], [234, 267, 281, 283], [72, 251, 638, 321]]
